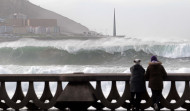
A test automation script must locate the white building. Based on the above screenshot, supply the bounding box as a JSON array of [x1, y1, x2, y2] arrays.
[[0, 26, 13, 34], [0, 18, 13, 34]]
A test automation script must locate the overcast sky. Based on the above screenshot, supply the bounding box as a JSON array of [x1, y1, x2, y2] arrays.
[[29, 0, 190, 40]]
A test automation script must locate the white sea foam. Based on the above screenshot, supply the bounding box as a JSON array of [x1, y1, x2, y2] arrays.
[[0, 65, 131, 74], [0, 66, 12, 74], [1, 65, 190, 74], [0, 65, 189, 92]]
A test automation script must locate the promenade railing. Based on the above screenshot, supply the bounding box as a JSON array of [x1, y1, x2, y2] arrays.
[[0, 73, 190, 110]]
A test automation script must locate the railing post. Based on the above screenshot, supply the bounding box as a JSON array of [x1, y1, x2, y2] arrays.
[[56, 73, 96, 111]]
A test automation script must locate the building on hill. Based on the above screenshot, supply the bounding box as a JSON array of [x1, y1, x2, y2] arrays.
[[0, 0, 89, 34], [9, 13, 27, 20], [27, 19, 60, 34], [7, 13, 27, 27], [0, 26, 13, 34], [0, 18, 5, 26], [5, 13, 28, 34], [1, 13, 60, 35], [27, 19, 57, 27], [0, 18, 4, 23], [0, 18, 13, 34]]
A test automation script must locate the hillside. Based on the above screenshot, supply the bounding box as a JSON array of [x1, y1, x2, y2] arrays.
[[0, 0, 89, 34]]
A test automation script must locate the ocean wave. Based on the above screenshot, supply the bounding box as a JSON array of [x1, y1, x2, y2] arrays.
[[0, 38, 190, 59], [0, 46, 150, 65], [0, 46, 190, 68]]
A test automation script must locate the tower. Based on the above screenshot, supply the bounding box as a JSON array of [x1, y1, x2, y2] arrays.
[[113, 8, 116, 37]]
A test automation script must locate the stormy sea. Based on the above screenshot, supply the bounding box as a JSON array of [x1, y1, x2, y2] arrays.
[[0, 36, 189, 110]]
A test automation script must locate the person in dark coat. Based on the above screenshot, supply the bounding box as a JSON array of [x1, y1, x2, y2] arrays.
[[130, 59, 146, 111], [145, 56, 167, 111]]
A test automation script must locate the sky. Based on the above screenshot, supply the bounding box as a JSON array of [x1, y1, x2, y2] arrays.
[[29, 0, 190, 41]]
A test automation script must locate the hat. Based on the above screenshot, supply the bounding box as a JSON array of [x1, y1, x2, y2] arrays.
[[151, 56, 158, 62], [134, 59, 141, 64]]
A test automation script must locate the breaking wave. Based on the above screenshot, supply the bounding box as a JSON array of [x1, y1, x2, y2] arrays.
[[0, 38, 190, 59], [0, 38, 190, 65]]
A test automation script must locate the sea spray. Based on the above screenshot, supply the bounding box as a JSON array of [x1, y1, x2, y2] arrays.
[[0, 37, 189, 108]]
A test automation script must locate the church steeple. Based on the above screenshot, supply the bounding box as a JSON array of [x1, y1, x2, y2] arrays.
[[113, 8, 116, 37]]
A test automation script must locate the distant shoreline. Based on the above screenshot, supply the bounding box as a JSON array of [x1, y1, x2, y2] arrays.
[[0, 35, 109, 42]]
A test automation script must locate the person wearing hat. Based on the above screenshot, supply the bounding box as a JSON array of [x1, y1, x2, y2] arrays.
[[130, 59, 146, 111], [145, 56, 167, 111]]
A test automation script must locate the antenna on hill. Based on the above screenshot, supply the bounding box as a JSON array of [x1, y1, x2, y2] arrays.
[[113, 8, 116, 37], [112, 8, 125, 37]]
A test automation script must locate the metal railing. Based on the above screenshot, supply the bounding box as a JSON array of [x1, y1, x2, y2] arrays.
[[0, 73, 189, 110]]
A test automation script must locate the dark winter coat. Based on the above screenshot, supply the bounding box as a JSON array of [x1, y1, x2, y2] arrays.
[[145, 62, 167, 90], [130, 64, 146, 92]]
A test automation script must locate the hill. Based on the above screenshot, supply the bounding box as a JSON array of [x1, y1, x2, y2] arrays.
[[0, 0, 89, 34]]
